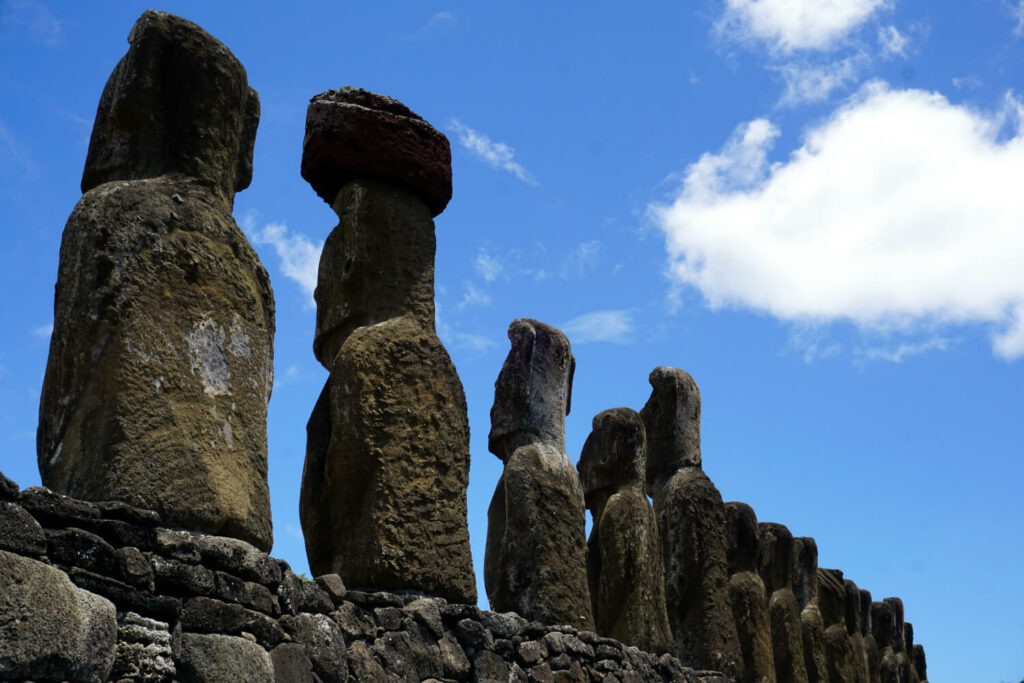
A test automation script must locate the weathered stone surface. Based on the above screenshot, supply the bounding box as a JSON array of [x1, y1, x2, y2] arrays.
[[0, 500, 46, 555], [19, 486, 100, 528], [95, 499, 162, 526], [46, 526, 119, 577], [0, 469, 19, 500], [80, 11, 258, 201], [68, 566, 182, 620], [189, 532, 282, 587], [912, 643, 927, 682], [844, 579, 869, 683], [757, 523, 806, 683], [316, 572, 347, 604], [300, 173, 475, 603], [724, 502, 775, 683], [111, 612, 175, 682], [791, 537, 818, 610], [485, 319, 593, 630], [38, 12, 274, 551], [883, 598, 905, 652], [270, 643, 316, 683], [281, 613, 348, 682], [578, 407, 672, 654], [347, 640, 387, 680], [792, 541, 825, 683], [641, 367, 741, 677], [302, 87, 452, 216], [180, 596, 283, 647], [177, 632, 273, 683], [0, 550, 116, 682]]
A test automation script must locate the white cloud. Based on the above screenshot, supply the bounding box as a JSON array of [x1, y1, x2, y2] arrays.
[[650, 82, 1024, 359], [1006, 0, 1024, 36], [952, 75, 982, 91], [561, 310, 636, 345], [877, 25, 908, 58], [243, 214, 323, 307], [775, 54, 866, 106], [33, 323, 52, 338], [435, 302, 497, 353], [718, 0, 888, 52], [1, 0, 59, 45], [449, 119, 537, 186], [856, 337, 952, 364], [457, 282, 491, 310], [475, 248, 502, 282]]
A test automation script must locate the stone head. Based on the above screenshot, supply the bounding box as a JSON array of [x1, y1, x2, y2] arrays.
[[884, 597, 905, 651], [489, 319, 575, 460], [577, 407, 646, 508], [757, 522, 793, 595], [639, 366, 701, 494], [843, 579, 861, 636], [816, 568, 846, 628], [859, 589, 873, 637], [792, 536, 819, 609], [871, 601, 894, 648], [725, 502, 759, 575], [82, 10, 259, 202]]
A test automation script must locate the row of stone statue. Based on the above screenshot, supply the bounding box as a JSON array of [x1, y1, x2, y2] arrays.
[[35, 11, 927, 682]]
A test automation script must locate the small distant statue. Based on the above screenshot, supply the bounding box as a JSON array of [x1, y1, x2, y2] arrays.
[[577, 407, 672, 653], [724, 502, 776, 682], [484, 319, 594, 629], [792, 537, 827, 682], [298, 87, 475, 603], [817, 568, 854, 682], [38, 10, 273, 549], [757, 522, 808, 683], [641, 366, 742, 677]]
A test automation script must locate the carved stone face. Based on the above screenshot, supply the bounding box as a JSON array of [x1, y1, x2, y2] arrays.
[[640, 366, 701, 494], [577, 407, 646, 508], [81, 10, 259, 199], [488, 319, 574, 461]]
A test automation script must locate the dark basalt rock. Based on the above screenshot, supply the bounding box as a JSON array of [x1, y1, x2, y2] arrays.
[[640, 366, 701, 492], [578, 407, 673, 654], [724, 502, 775, 683], [302, 87, 453, 216], [757, 522, 806, 683]]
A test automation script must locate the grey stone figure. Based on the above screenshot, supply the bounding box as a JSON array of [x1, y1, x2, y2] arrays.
[[577, 407, 673, 653], [844, 579, 871, 683], [817, 568, 853, 682], [871, 601, 899, 683], [792, 537, 827, 683], [485, 319, 594, 629], [641, 366, 742, 678], [725, 502, 777, 683], [758, 522, 808, 683], [38, 10, 274, 550], [298, 87, 476, 603]]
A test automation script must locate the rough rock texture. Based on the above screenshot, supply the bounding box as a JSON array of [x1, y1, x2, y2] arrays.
[[871, 602, 898, 683], [642, 367, 742, 678], [757, 523, 807, 683], [485, 319, 594, 630], [577, 407, 673, 654], [912, 643, 927, 682], [724, 502, 776, 683], [38, 10, 274, 550], [177, 633, 274, 682], [791, 540, 826, 683], [110, 612, 175, 681], [299, 105, 474, 603], [302, 87, 452, 216], [0, 550, 116, 682], [844, 579, 870, 683], [818, 568, 853, 683]]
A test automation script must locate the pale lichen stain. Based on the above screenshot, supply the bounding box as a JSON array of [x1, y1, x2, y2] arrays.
[[185, 317, 231, 396]]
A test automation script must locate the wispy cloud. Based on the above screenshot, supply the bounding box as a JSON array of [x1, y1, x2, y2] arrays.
[[457, 282, 491, 310], [650, 82, 1024, 360], [0, 119, 35, 176], [33, 323, 52, 338], [1005, 0, 1024, 36], [435, 302, 496, 353], [561, 309, 636, 345], [243, 213, 323, 308], [475, 248, 503, 282], [406, 11, 455, 40], [449, 119, 537, 186], [877, 25, 908, 59], [952, 75, 982, 91], [855, 337, 952, 364], [560, 240, 601, 280], [1, 0, 60, 46], [775, 54, 867, 106]]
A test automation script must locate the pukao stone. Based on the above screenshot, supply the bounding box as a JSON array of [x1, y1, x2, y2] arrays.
[[38, 10, 274, 549]]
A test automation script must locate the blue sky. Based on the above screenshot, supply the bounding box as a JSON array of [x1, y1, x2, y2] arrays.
[[2, 2, 1023, 680]]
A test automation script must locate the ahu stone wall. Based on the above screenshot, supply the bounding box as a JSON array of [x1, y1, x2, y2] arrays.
[[0, 470, 731, 683]]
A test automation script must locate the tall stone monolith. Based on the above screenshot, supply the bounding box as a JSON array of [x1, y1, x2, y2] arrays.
[[758, 522, 808, 683], [641, 367, 742, 677], [870, 602, 899, 683], [844, 579, 870, 683], [298, 87, 475, 603], [792, 537, 827, 683], [724, 502, 776, 683], [577, 407, 672, 653], [818, 568, 853, 683], [485, 319, 593, 628], [859, 590, 881, 683], [38, 10, 274, 549]]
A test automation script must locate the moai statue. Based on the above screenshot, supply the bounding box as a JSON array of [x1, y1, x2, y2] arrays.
[[485, 319, 593, 628], [859, 590, 881, 683], [817, 568, 853, 683], [843, 579, 870, 683], [912, 643, 927, 683], [38, 11, 274, 549], [724, 502, 776, 683], [757, 522, 808, 683], [577, 407, 672, 652], [298, 88, 475, 602], [870, 602, 899, 683], [641, 367, 742, 677], [792, 537, 827, 683], [901, 623, 920, 683]]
